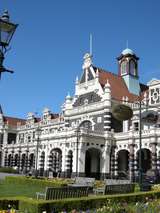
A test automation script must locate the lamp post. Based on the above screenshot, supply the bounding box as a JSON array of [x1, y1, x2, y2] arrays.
[[138, 97, 143, 189], [35, 127, 41, 178], [138, 97, 158, 190], [0, 10, 18, 79], [114, 94, 158, 189]]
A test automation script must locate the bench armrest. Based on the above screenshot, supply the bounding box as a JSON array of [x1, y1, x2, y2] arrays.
[[93, 187, 105, 195], [36, 192, 46, 200]]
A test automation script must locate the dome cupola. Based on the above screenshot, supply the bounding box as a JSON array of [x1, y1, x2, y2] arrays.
[[117, 48, 139, 77], [117, 48, 140, 95], [122, 48, 134, 56]]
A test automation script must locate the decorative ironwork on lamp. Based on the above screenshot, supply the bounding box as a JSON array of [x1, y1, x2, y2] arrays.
[[0, 10, 18, 79]]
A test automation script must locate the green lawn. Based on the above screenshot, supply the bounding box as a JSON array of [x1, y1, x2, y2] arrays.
[[0, 179, 45, 198], [0, 176, 72, 199]]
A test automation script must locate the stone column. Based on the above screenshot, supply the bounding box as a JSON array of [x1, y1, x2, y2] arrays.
[[18, 148, 21, 172], [61, 146, 66, 178], [25, 149, 29, 173], [134, 151, 138, 178], [150, 142, 157, 172], [110, 146, 116, 178], [129, 144, 135, 181], [114, 152, 118, 177], [103, 81, 111, 132], [65, 151, 73, 178], [11, 148, 14, 167], [4, 148, 8, 167], [47, 153, 52, 171], [157, 151, 160, 171], [39, 152, 45, 176], [104, 110, 111, 131], [43, 146, 48, 177], [101, 144, 111, 179]]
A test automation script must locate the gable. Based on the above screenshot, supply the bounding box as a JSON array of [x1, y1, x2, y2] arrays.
[[73, 92, 101, 107]]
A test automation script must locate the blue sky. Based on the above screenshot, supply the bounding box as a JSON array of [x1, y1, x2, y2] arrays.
[[0, 0, 160, 118]]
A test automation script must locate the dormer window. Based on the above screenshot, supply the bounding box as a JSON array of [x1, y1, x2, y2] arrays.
[[121, 61, 127, 75], [43, 114, 47, 120]]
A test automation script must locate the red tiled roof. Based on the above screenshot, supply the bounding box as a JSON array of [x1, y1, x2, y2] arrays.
[[94, 67, 149, 102], [30, 113, 59, 123], [4, 116, 26, 127]]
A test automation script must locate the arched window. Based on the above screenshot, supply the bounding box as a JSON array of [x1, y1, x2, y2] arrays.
[[130, 60, 136, 76], [121, 61, 127, 75], [79, 120, 92, 130]]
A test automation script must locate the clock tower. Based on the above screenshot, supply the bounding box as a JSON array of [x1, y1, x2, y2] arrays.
[[117, 48, 140, 95]]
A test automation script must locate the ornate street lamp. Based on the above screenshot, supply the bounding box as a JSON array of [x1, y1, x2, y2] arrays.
[[0, 10, 18, 78], [112, 97, 158, 190]]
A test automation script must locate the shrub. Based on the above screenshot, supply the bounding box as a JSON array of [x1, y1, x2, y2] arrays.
[[0, 198, 18, 210], [19, 190, 160, 213], [1, 185, 160, 212], [94, 180, 105, 188], [5, 176, 71, 187], [0, 167, 18, 174]]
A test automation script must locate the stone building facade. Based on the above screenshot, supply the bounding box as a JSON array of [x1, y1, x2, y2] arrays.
[[0, 48, 160, 179]]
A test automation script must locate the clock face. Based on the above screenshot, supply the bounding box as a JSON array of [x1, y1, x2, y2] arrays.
[[121, 61, 127, 75], [130, 60, 136, 76]]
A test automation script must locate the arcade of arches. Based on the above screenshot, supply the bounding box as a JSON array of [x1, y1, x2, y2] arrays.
[[0, 147, 156, 179], [116, 148, 152, 178]]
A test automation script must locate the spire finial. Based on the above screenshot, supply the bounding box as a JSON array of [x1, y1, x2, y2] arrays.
[[126, 40, 129, 49], [90, 33, 92, 55], [82, 53, 92, 69]]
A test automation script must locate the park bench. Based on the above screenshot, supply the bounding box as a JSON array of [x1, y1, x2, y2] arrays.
[[69, 177, 95, 187], [68, 177, 95, 193], [105, 179, 131, 185], [104, 183, 135, 194], [94, 179, 134, 195], [36, 186, 89, 200]]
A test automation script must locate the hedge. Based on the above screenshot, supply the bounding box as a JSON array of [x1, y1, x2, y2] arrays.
[[5, 176, 71, 187], [0, 167, 18, 174], [19, 190, 160, 213], [1, 189, 160, 212], [0, 190, 157, 213]]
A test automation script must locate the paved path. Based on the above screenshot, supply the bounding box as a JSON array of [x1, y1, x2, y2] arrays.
[[0, 172, 23, 180]]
